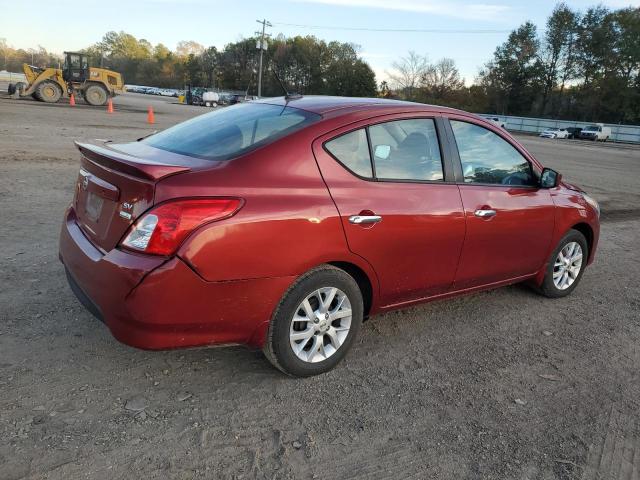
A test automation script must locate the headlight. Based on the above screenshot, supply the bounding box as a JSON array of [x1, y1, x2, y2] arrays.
[[582, 193, 600, 218]]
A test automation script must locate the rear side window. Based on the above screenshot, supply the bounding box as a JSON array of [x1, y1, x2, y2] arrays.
[[369, 119, 443, 181], [450, 120, 535, 186], [324, 129, 373, 178], [144, 103, 320, 161]]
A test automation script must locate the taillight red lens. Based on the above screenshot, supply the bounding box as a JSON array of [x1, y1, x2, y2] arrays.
[[120, 198, 242, 256]]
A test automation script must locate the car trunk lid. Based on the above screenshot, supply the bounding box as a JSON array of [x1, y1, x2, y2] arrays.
[[72, 141, 206, 251]]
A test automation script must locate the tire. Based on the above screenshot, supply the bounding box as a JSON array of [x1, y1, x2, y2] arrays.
[[204, 101, 211, 107], [538, 230, 589, 298], [7, 83, 15, 95], [263, 265, 364, 377], [212, 101, 218, 107], [83, 84, 108, 106], [36, 81, 63, 103]]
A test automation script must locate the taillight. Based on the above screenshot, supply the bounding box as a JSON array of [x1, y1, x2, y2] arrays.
[[120, 198, 243, 256]]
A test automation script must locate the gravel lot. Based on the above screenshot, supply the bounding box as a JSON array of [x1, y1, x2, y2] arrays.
[[1, 90, 639, 480]]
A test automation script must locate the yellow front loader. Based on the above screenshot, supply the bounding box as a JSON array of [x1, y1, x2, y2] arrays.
[[8, 52, 125, 106]]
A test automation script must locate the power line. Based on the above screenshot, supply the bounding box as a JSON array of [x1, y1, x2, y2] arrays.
[[271, 22, 511, 34]]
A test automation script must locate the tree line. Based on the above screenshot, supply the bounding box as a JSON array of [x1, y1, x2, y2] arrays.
[[0, 32, 376, 98], [1, 2, 638, 123], [388, 3, 640, 124]]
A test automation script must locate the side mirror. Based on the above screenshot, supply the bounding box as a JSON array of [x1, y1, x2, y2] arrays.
[[540, 167, 561, 188], [374, 144, 391, 160]]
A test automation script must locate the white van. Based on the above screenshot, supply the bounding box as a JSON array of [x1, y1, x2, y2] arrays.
[[579, 123, 611, 142]]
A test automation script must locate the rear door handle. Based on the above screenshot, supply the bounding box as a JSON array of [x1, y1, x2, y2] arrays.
[[349, 215, 382, 225], [474, 209, 497, 218]]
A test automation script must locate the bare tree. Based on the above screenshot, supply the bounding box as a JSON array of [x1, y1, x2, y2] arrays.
[[386, 51, 430, 99], [422, 58, 465, 97]]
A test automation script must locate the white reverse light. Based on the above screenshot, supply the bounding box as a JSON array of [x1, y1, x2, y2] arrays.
[[121, 214, 158, 251]]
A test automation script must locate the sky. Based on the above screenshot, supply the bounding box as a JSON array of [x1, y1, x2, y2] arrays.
[[1, 0, 639, 83]]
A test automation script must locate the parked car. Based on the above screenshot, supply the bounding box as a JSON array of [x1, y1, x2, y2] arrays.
[[229, 94, 249, 105], [59, 97, 600, 377], [579, 123, 611, 141], [485, 116, 506, 129], [539, 128, 569, 139], [566, 127, 583, 139]]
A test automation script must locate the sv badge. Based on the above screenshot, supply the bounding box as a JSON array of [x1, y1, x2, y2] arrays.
[[119, 201, 134, 220]]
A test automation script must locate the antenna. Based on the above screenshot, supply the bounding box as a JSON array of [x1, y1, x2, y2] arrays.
[[272, 66, 302, 100]]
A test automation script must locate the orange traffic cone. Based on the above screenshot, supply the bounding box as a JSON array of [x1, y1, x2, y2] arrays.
[[69, 93, 76, 106], [106, 98, 114, 114], [147, 106, 155, 124]]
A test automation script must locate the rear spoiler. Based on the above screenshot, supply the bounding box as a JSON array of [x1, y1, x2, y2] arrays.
[[75, 142, 190, 181]]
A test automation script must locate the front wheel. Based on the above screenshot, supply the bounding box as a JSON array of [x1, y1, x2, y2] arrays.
[[36, 81, 62, 103], [263, 265, 363, 377], [538, 230, 588, 298], [84, 84, 108, 106]]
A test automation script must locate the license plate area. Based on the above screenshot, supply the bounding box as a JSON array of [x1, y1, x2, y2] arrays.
[[85, 192, 104, 222]]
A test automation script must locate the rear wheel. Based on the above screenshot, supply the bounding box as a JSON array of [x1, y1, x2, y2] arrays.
[[538, 230, 588, 298], [84, 84, 109, 106], [7, 83, 15, 95], [36, 81, 63, 103], [263, 265, 363, 377]]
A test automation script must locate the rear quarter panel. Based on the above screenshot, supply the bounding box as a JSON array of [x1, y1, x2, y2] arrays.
[[154, 127, 376, 287]]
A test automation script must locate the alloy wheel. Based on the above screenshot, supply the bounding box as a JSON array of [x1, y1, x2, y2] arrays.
[[553, 241, 583, 290], [289, 287, 352, 363]]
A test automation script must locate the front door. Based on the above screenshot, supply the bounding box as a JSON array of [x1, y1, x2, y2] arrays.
[[445, 117, 555, 289], [313, 115, 466, 307]]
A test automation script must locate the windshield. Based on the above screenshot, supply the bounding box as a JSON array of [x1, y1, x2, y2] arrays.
[[584, 125, 600, 131], [144, 103, 320, 161]]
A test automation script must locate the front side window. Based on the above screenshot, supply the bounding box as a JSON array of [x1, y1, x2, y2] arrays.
[[450, 120, 535, 186], [324, 129, 373, 178], [144, 103, 320, 161], [369, 119, 444, 181]]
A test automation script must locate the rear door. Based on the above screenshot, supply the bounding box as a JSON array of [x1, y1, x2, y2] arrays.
[[313, 114, 466, 307], [444, 116, 555, 289]]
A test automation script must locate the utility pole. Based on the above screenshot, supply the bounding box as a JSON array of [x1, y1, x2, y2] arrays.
[[255, 18, 271, 98]]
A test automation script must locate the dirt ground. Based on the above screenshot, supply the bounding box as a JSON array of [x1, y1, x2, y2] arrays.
[[1, 90, 639, 480]]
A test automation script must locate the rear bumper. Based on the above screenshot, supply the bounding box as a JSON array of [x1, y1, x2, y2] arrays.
[[59, 208, 294, 349]]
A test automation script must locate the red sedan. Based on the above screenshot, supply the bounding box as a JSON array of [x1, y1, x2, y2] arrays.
[[59, 96, 600, 376]]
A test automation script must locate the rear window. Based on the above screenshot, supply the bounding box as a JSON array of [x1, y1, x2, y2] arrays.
[[144, 103, 320, 161]]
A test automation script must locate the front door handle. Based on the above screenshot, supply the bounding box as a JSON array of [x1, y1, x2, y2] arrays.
[[474, 209, 497, 218], [349, 215, 382, 225]]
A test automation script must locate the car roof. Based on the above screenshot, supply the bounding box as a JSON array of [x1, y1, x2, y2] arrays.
[[254, 95, 466, 116]]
